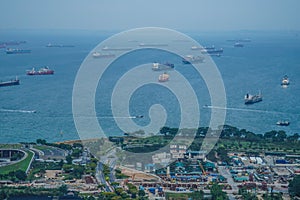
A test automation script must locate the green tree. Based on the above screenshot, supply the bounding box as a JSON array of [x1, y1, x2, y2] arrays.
[[15, 170, 27, 181], [73, 165, 85, 179], [36, 139, 47, 145], [160, 126, 170, 135], [287, 133, 299, 143], [264, 130, 277, 141], [138, 189, 146, 197], [66, 155, 73, 164], [0, 190, 8, 199], [59, 159, 64, 168], [289, 175, 300, 197], [88, 162, 97, 171], [239, 187, 258, 200], [210, 183, 228, 200], [73, 143, 83, 148], [62, 164, 73, 173], [273, 131, 287, 142], [115, 187, 124, 196], [59, 184, 68, 195], [189, 191, 204, 200], [71, 148, 82, 158]]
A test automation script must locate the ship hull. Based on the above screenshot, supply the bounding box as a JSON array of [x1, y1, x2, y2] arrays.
[[244, 99, 262, 104], [0, 80, 20, 87], [6, 50, 31, 54], [27, 71, 54, 75]]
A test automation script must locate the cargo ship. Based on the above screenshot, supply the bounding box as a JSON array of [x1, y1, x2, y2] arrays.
[[201, 48, 223, 54], [244, 92, 262, 104], [276, 120, 290, 126], [46, 43, 75, 47], [6, 48, 31, 54], [152, 62, 174, 71], [0, 77, 20, 87], [182, 55, 205, 64], [191, 45, 215, 50], [191, 45, 224, 54], [158, 72, 169, 82], [92, 52, 115, 58], [26, 67, 54, 75]]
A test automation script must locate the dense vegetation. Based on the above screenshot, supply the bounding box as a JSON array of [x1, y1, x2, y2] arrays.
[[120, 125, 300, 154], [289, 175, 300, 198], [0, 185, 68, 199]]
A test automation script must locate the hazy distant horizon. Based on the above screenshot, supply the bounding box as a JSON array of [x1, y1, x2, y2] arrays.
[[1, 27, 300, 33], [1, 0, 299, 31]]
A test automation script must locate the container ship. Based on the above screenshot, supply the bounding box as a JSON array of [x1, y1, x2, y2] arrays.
[[26, 67, 54, 75], [201, 48, 223, 54], [6, 48, 31, 54], [191, 45, 215, 50], [152, 62, 174, 71], [244, 92, 262, 104], [46, 43, 75, 47], [92, 52, 115, 58], [0, 77, 20, 87], [182, 55, 205, 64]]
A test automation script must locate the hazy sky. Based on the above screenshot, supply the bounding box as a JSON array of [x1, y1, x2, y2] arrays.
[[1, 0, 299, 31]]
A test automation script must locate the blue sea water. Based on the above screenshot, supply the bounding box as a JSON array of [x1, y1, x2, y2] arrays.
[[0, 30, 300, 143]]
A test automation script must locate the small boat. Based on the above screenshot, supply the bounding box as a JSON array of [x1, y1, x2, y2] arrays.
[[276, 121, 290, 126], [92, 52, 115, 58], [135, 115, 144, 118], [234, 43, 244, 47], [6, 48, 31, 54], [182, 55, 205, 64], [0, 77, 20, 87], [158, 72, 169, 82], [152, 62, 174, 71], [244, 91, 262, 104], [281, 75, 289, 86], [26, 67, 54, 75]]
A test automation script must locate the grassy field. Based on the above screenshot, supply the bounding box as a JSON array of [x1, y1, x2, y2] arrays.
[[165, 192, 204, 200], [0, 150, 34, 174], [0, 144, 22, 149], [33, 144, 54, 151], [218, 139, 300, 154]]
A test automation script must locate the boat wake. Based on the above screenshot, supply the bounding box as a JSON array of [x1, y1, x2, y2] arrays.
[[0, 108, 36, 113], [203, 105, 287, 115], [97, 115, 143, 119]]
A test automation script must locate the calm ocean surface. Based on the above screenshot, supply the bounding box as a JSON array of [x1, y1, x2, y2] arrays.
[[1, 30, 300, 143]]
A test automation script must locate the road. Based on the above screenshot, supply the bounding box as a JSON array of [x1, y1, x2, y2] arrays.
[[218, 166, 238, 193], [96, 147, 120, 192], [96, 162, 111, 192]]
